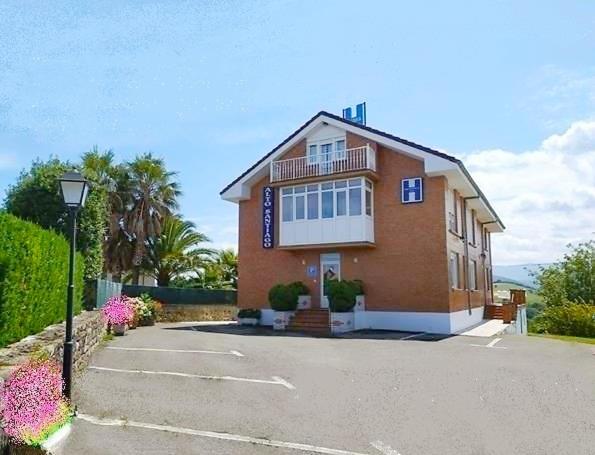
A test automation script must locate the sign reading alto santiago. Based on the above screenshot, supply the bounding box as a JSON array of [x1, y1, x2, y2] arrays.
[[262, 186, 275, 248]]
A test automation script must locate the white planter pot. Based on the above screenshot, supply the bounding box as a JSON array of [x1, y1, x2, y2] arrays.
[[330, 312, 355, 334], [354, 295, 365, 312], [297, 295, 311, 310], [273, 311, 294, 330], [238, 317, 259, 326], [112, 323, 126, 336]]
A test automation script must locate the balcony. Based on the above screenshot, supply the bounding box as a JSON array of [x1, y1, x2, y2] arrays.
[[270, 145, 376, 183]]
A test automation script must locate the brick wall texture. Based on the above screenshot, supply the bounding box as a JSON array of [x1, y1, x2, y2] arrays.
[[237, 131, 493, 314]]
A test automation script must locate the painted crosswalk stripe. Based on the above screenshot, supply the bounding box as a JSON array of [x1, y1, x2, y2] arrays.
[[106, 346, 244, 357], [88, 366, 295, 389], [77, 413, 369, 455]]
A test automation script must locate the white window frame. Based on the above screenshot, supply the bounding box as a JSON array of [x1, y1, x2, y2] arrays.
[[280, 177, 372, 223], [449, 252, 460, 289], [306, 136, 347, 165], [468, 259, 477, 291]]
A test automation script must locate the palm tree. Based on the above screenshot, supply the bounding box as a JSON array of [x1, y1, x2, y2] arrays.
[[81, 147, 134, 279], [126, 153, 181, 284], [143, 215, 214, 286], [214, 248, 238, 289]]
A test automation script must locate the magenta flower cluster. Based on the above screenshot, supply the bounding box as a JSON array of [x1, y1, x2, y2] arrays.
[[101, 295, 135, 325], [0, 359, 71, 445]]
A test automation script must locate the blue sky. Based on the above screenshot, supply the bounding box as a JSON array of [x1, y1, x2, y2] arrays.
[[1, 1, 594, 265]]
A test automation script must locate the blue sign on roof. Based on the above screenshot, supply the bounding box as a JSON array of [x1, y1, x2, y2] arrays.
[[342, 102, 366, 125]]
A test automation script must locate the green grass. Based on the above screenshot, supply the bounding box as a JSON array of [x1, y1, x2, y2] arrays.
[[528, 333, 595, 345]]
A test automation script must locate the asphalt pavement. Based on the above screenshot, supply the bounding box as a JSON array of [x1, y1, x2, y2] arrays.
[[53, 322, 595, 455]]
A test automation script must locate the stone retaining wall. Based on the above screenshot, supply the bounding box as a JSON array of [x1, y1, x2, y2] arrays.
[[158, 304, 238, 322], [0, 310, 106, 380]]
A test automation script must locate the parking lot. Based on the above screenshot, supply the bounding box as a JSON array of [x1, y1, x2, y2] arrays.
[[55, 322, 595, 455]]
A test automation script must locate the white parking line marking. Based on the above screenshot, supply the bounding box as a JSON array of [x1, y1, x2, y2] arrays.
[[470, 337, 508, 349], [89, 366, 295, 389], [486, 338, 502, 348], [370, 440, 402, 455], [77, 413, 369, 455], [400, 332, 425, 340], [272, 376, 296, 390], [106, 347, 244, 357]]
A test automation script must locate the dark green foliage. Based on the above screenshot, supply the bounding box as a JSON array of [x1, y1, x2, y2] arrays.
[[268, 284, 299, 311], [288, 281, 309, 296], [534, 241, 595, 307], [0, 214, 84, 347], [530, 301, 595, 337], [326, 280, 361, 312], [526, 300, 546, 320], [530, 241, 595, 337], [237, 309, 262, 319], [4, 158, 107, 280]]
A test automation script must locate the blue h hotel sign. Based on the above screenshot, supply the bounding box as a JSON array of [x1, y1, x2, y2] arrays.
[[401, 177, 423, 204], [262, 186, 275, 248]]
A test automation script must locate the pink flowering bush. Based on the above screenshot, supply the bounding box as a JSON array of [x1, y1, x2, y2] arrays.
[[101, 295, 135, 325], [0, 359, 72, 446]]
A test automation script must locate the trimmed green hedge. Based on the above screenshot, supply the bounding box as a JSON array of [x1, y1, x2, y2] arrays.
[[0, 213, 84, 347]]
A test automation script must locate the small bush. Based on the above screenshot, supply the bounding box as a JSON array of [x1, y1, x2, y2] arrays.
[[327, 280, 358, 312], [288, 281, 309, 296], [350, 279, 364, 295], [531, 301, 595, 337], [237, 309, 261, 319], [268, 284, 298, 311], [0, 358, 72, 446]]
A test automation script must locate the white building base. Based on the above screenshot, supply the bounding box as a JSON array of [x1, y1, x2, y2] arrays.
[[351, 306, 485, 334], [259, 307, 485, 335]]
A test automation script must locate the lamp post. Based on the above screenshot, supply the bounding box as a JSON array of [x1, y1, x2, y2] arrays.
[[58, 171, 90, 399]]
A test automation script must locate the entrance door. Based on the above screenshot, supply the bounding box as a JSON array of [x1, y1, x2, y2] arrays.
[[320, 143, 333, 175], [320, 253, 341, 309]]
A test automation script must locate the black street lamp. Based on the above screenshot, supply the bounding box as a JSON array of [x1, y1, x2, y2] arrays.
[[58, 171, 90, 399]]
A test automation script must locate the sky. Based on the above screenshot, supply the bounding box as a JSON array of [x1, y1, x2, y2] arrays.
[[0, 0, 594, 266]]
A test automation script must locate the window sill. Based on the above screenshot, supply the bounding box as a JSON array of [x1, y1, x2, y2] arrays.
[[449, 229, 463, 239]]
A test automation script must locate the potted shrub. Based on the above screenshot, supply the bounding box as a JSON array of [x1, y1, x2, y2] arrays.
[[126, 297, 141, 329], [101, 296, 134, 335], [269, 283, 299, 330], [290, 281, 311, 309], [136, 293, 161, 326], [352, 279, 365, 311], [327, 280, 358, 334], [237, 309, 261, 326]]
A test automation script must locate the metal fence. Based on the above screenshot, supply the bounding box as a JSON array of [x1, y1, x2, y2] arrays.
[[122, 285, 237, 306], [85, 278, 123, 309]]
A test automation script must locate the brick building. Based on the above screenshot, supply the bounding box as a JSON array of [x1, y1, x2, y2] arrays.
[[220, 110, 504, 334]]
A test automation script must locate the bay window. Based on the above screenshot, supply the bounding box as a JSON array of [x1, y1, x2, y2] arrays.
[[281, 177, 373, 222]]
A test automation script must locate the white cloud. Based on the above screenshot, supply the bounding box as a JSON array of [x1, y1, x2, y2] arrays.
[[462, 120, 595, 265], [186, 215, 238, 252]]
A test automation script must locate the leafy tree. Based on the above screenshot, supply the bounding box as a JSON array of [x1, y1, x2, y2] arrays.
[[143, 215, 213, 286], [4, 157, 107, 280], [125, 154, 181, 283], [171, 248, 238, 290], [531, 241, 595, 337], [535, 241, 595, 306]]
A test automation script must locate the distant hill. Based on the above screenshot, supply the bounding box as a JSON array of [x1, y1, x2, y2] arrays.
[[493, 264, 550, 288]]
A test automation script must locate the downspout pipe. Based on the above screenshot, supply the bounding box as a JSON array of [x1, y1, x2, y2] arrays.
[[462, 196, 480, 315]]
